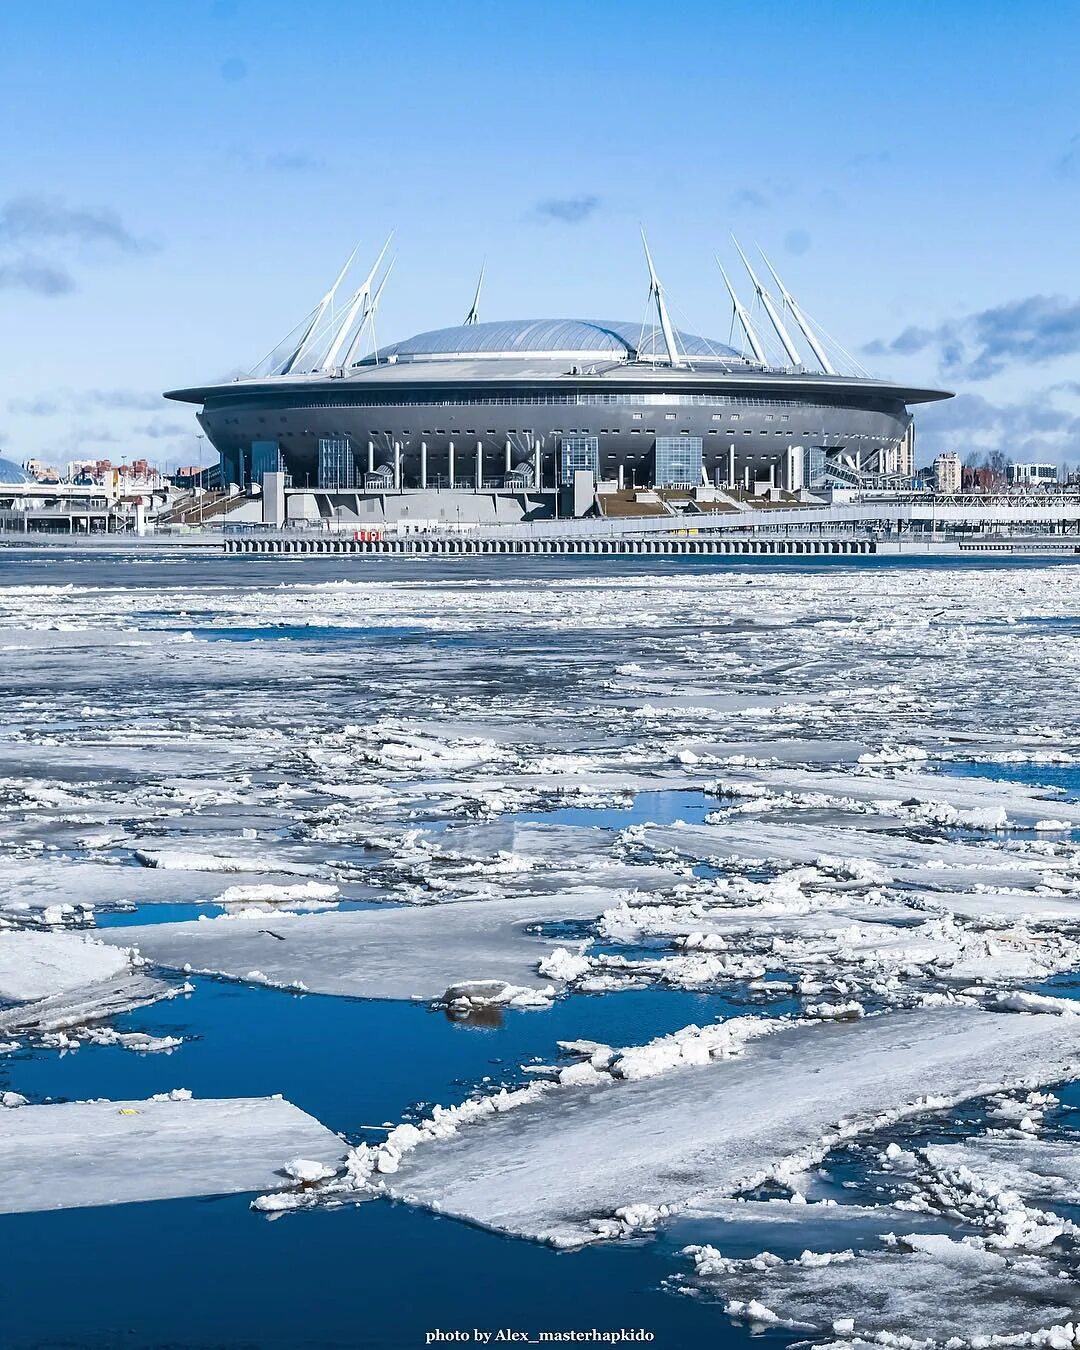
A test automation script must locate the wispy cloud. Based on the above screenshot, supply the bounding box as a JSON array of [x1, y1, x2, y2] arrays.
[[134, 418, 191, 439], [532, 195, 601, 225], [0, 257, 75, 295], [916, 384, 1080, 467], [8, 389, 164, 416], [728, 187, 772, 211], [0, 195, 150, 254], [0, 195, 154, 299], [1056, 134, 1080, 178], [230, 147, 327, 174], [87, 389, 165, 411], [866, 294, 1080, 380], [265, 150, 325, 173], [7, 396, 61, 416], [846, 150, 892, 169], [67, 426, 120, 445]]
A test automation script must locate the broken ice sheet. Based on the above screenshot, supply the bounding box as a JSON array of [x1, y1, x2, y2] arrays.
[[0, 929, 176, 1041], [923, 1136, 1080, 1213], [0, 930, 133, 1002], [0, 858, 338, 920], [0, 1094, 345, 1214], [371, 820, 688, 901], [1, 553, 1080, 1343], [97, 891, 617, 1000], [640, 821, 1080, 892], [685, 1234, 1078, 1341], [705, 764, 1080, 830], [667, 1197, 966, 1258], [371, 1008, 1080, 1248]]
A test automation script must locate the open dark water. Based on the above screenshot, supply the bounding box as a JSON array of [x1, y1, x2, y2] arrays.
[[0, 984, 766, 1350], [1, 546, 1079, 1349]]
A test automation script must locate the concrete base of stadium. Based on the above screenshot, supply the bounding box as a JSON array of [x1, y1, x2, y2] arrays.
[[257, 474, 558, 530], [251, 474, 770, 531]]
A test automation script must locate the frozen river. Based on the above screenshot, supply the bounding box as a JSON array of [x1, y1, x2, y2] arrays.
[[1, 546, 1079, 1348]]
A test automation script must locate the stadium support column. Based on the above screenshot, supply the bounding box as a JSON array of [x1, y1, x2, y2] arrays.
[[367, 442, 375, 475], [504, 439, 512, 475], [393, 442, 401, 490], [262, 471, 286, 528], [533, 440, 541, 490], [786, 444, 802, 492], [420, 442, 427, 489], [476, 441, 483, 492], [618, 464, 624, 489], [728, 445, 736, 489], [448, 441, 455, 488]]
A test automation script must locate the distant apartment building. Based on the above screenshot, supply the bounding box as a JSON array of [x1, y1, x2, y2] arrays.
[[22, 458, 59, 482], [934, 451, 962, 494], [1007, 462, 1058, 488], [897, 423, 915, 479]]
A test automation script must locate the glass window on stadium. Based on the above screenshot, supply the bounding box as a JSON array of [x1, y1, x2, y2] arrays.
[[654, 436, 702, 487], [251, 439, 283, 485], [560, 436, 599, 486], [802, 446, 827, 489], [317, 438, 355, 489]]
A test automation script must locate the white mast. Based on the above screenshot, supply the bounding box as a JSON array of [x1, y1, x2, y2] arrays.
[[716, 258, 768, 365], [640, 228, 684, 368], [731, 235, 802, 368], [342, 257, 396, 366], [284, 242, 362, 374], [758, 249, 836, 375], [321, 234, 393, 372], [464, 262, 484, 325]]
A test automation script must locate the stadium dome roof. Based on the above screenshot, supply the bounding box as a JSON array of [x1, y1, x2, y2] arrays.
[[378, 319, 742, 362], [0, 456, 29, 485]]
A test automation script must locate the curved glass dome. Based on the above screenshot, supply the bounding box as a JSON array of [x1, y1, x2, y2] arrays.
[[0, 456, 29, 485], [377, 318, 741, 362]]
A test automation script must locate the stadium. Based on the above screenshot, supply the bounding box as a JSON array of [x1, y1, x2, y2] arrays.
[[165, 238, 952, 520]]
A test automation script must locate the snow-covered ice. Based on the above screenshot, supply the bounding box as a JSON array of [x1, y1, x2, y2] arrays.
[[0, 1094, 345, 1213], [372, 1009, 1080, 1246], [97, 892, 614, 1000], [686, 1234, 1078, 1341], [3, 554, 1080, 1341], [0, 930, 133, 1002]]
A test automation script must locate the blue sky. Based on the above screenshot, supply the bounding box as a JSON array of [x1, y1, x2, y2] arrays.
[[2, 0, 1079, 471]]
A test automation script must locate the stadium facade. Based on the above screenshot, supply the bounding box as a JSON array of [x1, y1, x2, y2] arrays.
[[165, 238, 952, 510]]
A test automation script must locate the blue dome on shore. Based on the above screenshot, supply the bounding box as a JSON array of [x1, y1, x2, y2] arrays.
[[380, 319, 741, 362], [0, 457, 29, 485]]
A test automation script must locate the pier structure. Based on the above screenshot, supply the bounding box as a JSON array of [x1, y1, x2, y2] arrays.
[[220, 492, 1080, 557]]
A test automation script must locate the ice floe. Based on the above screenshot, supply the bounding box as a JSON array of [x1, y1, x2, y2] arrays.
[[366, 1008, 1080, 1247], [97, 892, 617, 1000], [686, 1234, 1078, 1343], [0, 1094, 345, 1213], [0, 929, 133, 1002], [3, 553, 1080, 1342]]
